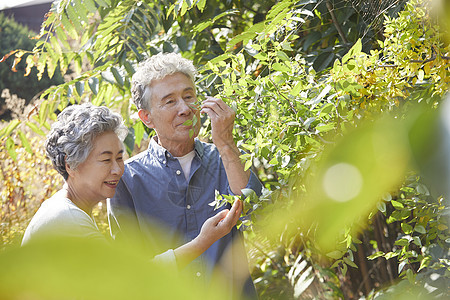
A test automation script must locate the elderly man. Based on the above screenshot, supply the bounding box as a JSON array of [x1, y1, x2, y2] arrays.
[[108, 53, 262, 298]]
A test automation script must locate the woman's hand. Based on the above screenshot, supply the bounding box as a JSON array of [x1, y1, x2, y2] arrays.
[[172, 200, 242, 269], [196, 199, 243, 249]]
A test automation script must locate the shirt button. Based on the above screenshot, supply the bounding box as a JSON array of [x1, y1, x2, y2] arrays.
[[176, 170, 181, 175], [187, 205, 191, 210], [162, 160, 166, 164], [196, 272, 201, 277]]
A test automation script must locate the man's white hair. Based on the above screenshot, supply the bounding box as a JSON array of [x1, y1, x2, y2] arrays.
[[131, 52, 197, 110]]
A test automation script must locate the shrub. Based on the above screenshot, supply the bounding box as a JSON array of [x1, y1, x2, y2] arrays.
[[0, 13, 63, 120]]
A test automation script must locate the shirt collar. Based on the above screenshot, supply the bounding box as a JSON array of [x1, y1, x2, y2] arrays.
[[148, 136, 204, 164]]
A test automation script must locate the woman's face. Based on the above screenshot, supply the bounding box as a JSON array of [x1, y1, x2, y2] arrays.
[[67, 131, 124, 205]]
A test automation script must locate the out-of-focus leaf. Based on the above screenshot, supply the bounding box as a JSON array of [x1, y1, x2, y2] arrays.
[[111, 67, 124, 87], [267, 116, 411, 251], [0, 237, 234, 300], [26, 122, 46, 136], [5, 137, 17, 160], [75, 81, 85, 97], [88, 77, 99, 95], [0, 119, 21, 138], [17, 130, 33, 154], [133, 122, 145, 148]]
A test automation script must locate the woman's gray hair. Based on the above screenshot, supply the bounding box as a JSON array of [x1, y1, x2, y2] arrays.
[[131, 52, 197, 110], [45, 103, 128, 180]]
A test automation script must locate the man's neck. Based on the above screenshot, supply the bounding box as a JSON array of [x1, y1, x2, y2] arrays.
[[154, 136, 195, 157]]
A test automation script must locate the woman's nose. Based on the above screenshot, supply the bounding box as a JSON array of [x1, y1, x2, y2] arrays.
[[111, 161, 123, 175]]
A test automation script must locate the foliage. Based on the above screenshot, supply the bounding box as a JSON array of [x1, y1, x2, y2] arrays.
[[0, 0, 449, 299], [0, 13, 63, 120], [368, 174, 450, 296], [0, 237, 238, 300]]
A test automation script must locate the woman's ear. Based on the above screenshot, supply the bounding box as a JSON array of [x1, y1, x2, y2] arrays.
[[65, 161, 75, 177], [138, 109, 155, 129]]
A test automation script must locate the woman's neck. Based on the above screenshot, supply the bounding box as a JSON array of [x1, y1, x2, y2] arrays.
[[61, 183, 94, 216]]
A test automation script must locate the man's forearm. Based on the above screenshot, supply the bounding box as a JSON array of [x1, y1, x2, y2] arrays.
[[218, 143, 250, 195]]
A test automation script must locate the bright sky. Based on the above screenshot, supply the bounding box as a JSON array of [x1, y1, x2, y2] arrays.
[[0, 0, 54, 10]]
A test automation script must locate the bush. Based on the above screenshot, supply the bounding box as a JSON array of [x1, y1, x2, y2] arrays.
[[0, 13, 63, 120]]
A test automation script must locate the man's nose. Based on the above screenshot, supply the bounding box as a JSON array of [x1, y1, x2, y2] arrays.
[[178, 99, 192, 115]]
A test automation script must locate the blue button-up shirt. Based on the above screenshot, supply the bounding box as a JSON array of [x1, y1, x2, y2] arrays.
[[108, 137, 262, 298]]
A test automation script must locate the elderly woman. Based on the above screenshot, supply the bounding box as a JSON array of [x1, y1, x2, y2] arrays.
[[22, 103, 242, 267]]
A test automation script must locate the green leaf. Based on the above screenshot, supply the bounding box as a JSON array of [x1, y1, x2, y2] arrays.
[[39, 100, 49, 125], [418, 256, 431, 272], [75, 81, 85, 97], [65, 3, 83, 33], [313, 52, 335, 72], [377, 201, 386, 213], [342, 39, 362, 64], [406, 269, 415, 284], [196, 0, 206, 11], [5, 137, 17, 160], [49, 36, 62, 57], [74, 0, 89, 25], [394, 238, 410, 247], [367, 251, 384, 260], [272, 62, 290, 73], [133, 122, 145, 148], [192, 20, 212, 33], [244, 159, 252, 171], [414, 225, 426, 234], [391, 200, 404, 209], [123, 61, 135, 76], [415, 183, 430, 195], [343, 257, 358, 268], [241, 188, 257, 201], [88, 77, 99, 95], [401, 223, 413, 234], [268, 157, 278, 165], [412, 236, 421, 247], [384, 251, 400, 260], [111, 67, 124, 87], [17, 130, 32, 154], [315, 123, 335, 133], [96, 0, 110, 7], [340, 263, 348, 276], [266, 0, 293, 20], [276, 51, 290, 62], [180, 0, 189, 16], [0, 119, 21, 138], [326, 250, 343, 260], [26, 122, 46, 136], [60, 12, 78, 39], [84, 0, 97, 13]]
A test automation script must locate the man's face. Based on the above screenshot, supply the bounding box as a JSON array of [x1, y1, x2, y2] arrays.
[[141, 72, 200, 152]]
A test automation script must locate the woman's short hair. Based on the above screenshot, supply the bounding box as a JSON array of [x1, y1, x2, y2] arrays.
[[45, 103, 128, 180], [131, 52, 197, 110]]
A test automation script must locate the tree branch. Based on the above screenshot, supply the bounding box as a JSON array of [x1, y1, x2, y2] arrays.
[[326, 0, 348, 44]]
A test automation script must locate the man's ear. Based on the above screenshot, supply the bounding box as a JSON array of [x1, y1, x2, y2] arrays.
[[138, 109, 155, 129]]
